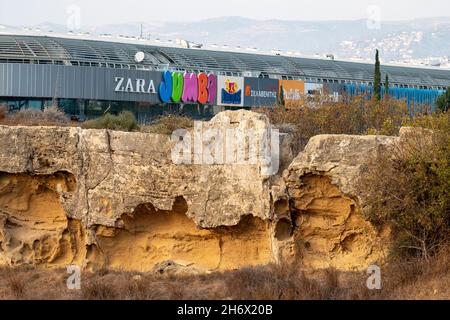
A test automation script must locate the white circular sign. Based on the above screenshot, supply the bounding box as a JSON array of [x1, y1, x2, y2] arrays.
[[134, 51, 145, 63]]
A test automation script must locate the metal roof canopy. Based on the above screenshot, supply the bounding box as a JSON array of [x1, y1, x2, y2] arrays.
[[0, 34, 449, 88]]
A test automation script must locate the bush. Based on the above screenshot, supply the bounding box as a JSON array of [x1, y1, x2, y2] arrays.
[[0, 104, 7, 120], [143, 114, 194, 135], [83, 111, 139, 132], [3, 106, 70, 126], [436, 88, 450, 112], [42, 105, 71, 124], [358, 112, 450, 260]]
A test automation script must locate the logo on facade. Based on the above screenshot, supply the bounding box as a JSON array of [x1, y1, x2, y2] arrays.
[[221, 78, 242, 105], [159, 71, 217, 105], [245, 85, 277, 98]]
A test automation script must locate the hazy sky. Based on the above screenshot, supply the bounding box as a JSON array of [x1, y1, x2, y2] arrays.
[[1, 0, 449, 26]]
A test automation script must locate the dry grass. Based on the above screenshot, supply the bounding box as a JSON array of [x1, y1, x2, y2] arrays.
[[380, 247, 450, 299], [5, 273, 27, 299], [1, 248, 450, 300], [142, 115, 194, 135], [82, 279, 117, 300]]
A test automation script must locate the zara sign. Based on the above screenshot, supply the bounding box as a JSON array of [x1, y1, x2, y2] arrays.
[[113, 71, 217, 105], [114, 77, 157, 94]]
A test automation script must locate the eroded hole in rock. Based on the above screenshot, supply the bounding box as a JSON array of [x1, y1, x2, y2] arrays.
[[0, 172, 82, 267], [94, 198, 273, 272], [288, 174, 383, 270], [275, 218, 292, 241], [274, 199, 289, 217]]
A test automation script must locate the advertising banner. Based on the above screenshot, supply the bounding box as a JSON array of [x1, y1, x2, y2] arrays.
[[279, 80, 305, 107], [244, 78, 279, 108], [217, 75, 244, 107]]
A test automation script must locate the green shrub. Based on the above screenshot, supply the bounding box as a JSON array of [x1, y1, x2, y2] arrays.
[[83, 111, 139, 132], [359, 112, 450, 260], [436, 88, 450, 112]]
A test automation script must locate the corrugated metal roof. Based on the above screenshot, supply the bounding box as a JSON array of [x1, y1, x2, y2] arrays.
[[0, 34, 449, 88]]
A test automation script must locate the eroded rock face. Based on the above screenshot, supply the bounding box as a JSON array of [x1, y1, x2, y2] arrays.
[[0, 172, 85, 267], [0, 111, 401, 272], [281, 134, 396, 270], [91, 199, 272, 272]]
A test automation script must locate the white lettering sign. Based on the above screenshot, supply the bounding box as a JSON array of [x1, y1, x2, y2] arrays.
[[250, 90, 277, 98], [114, 77, 156, 94], [285, 89, 301, 100]]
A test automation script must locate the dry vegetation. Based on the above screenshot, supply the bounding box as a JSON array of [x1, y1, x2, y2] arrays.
[[0, 106, 71, 126], [0, 106, 193, 134], [255, 96, 417, 153], [141, 114, 194, 135], [82, 111, 140, 132], [1, 248, 450, 300], [0, 104, 7, 121], [0, 97, 448, 300], [358, 112, 450, 261]]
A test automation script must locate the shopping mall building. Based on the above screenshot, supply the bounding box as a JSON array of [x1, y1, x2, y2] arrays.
[[0, 32, 449, 121]]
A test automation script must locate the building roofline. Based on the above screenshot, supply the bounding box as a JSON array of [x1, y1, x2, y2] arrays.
[[1, 29, 449, 73]]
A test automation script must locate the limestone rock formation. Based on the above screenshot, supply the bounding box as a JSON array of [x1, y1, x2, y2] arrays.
[[281, 134, 396, 270], [0, 111, 277, 272], [0, 110, 404, 272]]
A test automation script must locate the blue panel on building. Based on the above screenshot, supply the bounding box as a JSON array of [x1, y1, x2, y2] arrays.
[[243, 78, 279, 108]]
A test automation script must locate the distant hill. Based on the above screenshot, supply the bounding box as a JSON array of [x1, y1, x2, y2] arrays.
[[4, 16, 450, 66]]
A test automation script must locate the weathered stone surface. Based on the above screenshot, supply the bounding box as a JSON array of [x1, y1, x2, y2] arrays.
[[0, 111, 277, 271], [0, 123, 272, 230], [285, 134, 397, 197], [282, 134, 396, 270], [0, 110, 409, 272]]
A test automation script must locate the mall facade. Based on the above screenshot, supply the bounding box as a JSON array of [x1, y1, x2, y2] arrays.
[[1, 33, 449, 121]]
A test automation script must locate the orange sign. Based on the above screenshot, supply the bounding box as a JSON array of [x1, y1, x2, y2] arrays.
[[279, 80, 305, 107], [245, 85, 251, 97]]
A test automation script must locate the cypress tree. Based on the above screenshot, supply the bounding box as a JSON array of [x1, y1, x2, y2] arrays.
[[279, 85, 286, 107], [385, 74, 390, 98], [374, 49, 381, 101], [436, 87, 450, 112]]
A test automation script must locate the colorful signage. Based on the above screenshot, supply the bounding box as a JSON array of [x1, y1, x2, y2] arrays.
[[159, 71, 217, 105], [244, 78, 279, 108], [279, 80, 305, 107], [217, 76, 244, 106]]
